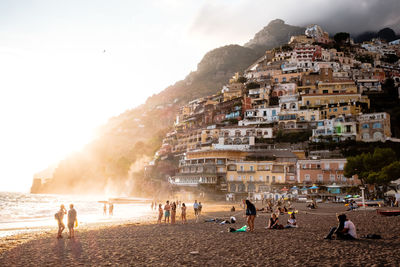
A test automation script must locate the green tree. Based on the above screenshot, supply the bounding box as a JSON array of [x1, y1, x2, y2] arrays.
[[334, 32, 350, 44]]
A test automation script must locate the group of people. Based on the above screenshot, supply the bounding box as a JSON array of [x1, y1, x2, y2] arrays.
[[55, 204, 78, 239], [244, 199, 297, 231], [156, 200, 203, 224], [244, 199, 357, 239]]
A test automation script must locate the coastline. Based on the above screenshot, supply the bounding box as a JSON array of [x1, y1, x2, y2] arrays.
[[1, 203, 400, 266]]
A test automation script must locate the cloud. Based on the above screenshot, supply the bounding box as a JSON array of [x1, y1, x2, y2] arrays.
[[189, 0, 400, 45]]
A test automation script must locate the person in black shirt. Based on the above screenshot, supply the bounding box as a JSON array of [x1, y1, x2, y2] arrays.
[[245, 200, 257, 232]]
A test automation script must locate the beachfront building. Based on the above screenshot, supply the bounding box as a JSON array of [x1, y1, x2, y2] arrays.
[[296, 158, 360, 187], [169, 150, 247, 194], [357, 112, 391, 142]]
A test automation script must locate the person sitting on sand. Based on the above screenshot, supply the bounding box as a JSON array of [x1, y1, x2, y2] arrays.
[[267, 213, 282, 229], [325, 214, 357, 240], [284, 213, 297, 228], [231, 206, 235, 212], [171, 202, 177, 224], [56, 204, 67, 239], [181, 203, 187, 224], [164, 201, 171, 223], [67, 204, 77, 239], [157, 204, 163, 224], [245, 200, 256, 232]]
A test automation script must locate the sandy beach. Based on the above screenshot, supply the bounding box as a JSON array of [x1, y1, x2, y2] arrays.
[[1, 202, 400, 266]]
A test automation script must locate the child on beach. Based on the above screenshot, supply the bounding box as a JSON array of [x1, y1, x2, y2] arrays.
[[164, 201, 171, 223], [171, 202, 177, 224], [67, 204, 77, 239], [181, 203, 187, 224], [157, 204, 163, 224], [55, 204, 67, 239]]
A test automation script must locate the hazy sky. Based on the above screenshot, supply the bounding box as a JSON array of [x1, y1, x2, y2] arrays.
[[0, 0, 399, 192]]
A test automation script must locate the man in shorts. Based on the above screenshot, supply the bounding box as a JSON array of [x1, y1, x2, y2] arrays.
[[164, 201, 171, 223], [193, 200, 199, 222], [67, 204, 77, 239]]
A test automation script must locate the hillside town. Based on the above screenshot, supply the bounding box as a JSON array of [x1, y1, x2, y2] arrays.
[[152, 25, 400, 200]]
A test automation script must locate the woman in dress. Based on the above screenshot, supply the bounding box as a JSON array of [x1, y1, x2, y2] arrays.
[[245, 200, 256, 232]]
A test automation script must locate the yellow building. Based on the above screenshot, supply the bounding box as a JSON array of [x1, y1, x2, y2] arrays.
[[301, 93, 370, 108], [319, 103, 362, 119], [317, 81, 357, 94], [226, 161, 295, 194]]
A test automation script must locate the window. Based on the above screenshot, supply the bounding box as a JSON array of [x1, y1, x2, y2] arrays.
[[343, 107, 348, 111], [339, 163, 344, 170], [249, 176, 254, 181], [282, 77, 287, 82], [266, 176, 270, 182], [330, 174, 335, 181], [250, 165, 254, 171], [317, 174, 323, 182], [373, 123, 382, 129], [272, 176, 276, 183], [325, 163, 330, 170], [305, 174, 311, 181], [259, 176, 263, 182], [362, 124, 369, 129], [229, 175, 234, 181], [240, 166, 244, 171], [362, 133, 370, 139], [238, 176, 242, 181]]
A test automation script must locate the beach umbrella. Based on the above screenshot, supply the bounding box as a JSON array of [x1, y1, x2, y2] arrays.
[[309, 186, 319, 189], [291, 186, 298, 190], [281, 187, 289, 191], [345, 195, 352, 198], [300, 187, 308, 191]]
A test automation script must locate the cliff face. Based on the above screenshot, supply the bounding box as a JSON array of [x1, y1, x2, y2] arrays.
[[31, 19, 309, 195], [244, 19, 305, 53]]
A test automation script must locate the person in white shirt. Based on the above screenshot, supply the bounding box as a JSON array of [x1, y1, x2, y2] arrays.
[[193, 200, 199, 222], [325, 214, 357, 240], [284, 213, 298, 228]]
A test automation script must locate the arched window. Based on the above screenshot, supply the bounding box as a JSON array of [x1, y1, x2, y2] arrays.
[[278, 91, 283, 96], [237, 183, 245, 192], [248, 183, 256, 192], [373, 132, 383, 140], [229, 184, 236, 192], [362, 133, 370, 140], [362, 124, 369, 129], [234, 138, 242, 145]]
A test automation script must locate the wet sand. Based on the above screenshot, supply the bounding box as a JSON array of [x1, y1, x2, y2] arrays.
[[1, 203, 400, 266]]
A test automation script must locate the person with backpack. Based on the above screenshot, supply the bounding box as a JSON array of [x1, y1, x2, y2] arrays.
[[55, 204, 67, 239]]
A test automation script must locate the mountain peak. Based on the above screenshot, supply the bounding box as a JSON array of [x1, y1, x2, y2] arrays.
[[268, 18, 285, 26]]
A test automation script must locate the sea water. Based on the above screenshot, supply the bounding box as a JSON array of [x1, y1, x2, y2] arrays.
[[0, 192, 155, 237]]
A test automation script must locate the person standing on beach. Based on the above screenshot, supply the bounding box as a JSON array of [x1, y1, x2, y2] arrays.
[[103, 204, 107, 215], [55, 204, 67, 239], [245, 200, 256, 232], [171, 202, 177, 224], [181, 203, 187, 224], [109, 203, 114, 216], [67, 204, 77, 239], [193, 200, 199, 222], [164, 201, 171, 223], [157, 204, 163, 223]]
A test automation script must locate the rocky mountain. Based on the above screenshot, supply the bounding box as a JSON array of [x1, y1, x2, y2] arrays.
[[244, 19, 305, 53], [354, 27, 399, 43]]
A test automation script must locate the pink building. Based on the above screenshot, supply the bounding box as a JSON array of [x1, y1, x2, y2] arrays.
[[296, 158, 360, 186]]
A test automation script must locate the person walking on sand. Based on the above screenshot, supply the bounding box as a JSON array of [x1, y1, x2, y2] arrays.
[[157, 204, 163, 224], [55, 204, 67, 239], [198, 202, 203, 216], [68, 204, 78, 239], [193, 200, 199, 222], [164, 200, 171, 223], [171, 202, 177, 224], [245, 200, 256, 232], [103, 203, 107, 216], [181, 203, 187, 224]]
